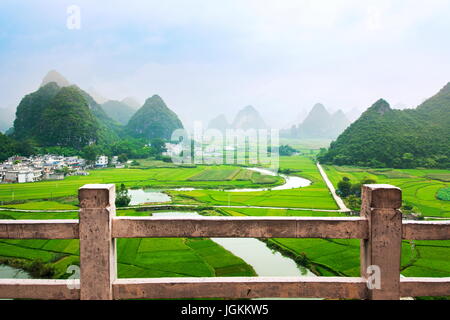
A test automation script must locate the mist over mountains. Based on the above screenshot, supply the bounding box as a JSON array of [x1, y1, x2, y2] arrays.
[[9, 71, 184, 149], [207, 105, 268, 132], [281, 103, 351, 139], [318, 82, 450, 168]]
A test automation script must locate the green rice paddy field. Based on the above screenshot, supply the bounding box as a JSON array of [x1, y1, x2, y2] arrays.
[[323, 165, 450, 218], [0, 154, 449, 299], [0, 165, 281, 202], [169, 156, 338, 209]]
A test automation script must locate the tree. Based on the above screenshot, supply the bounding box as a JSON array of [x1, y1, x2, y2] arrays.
[[150, 138, 167, 155], [118, 153, 128, 163], [115, 183, 131, 207], [337, 179, 352, 197]]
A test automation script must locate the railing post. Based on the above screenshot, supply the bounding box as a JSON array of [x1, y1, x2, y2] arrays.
[[360, 184, 402, 300], [78, 184, 116, 300]]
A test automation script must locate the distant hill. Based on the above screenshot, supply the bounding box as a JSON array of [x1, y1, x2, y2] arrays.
[[231, 105, 268, 130], [14, 82, 61, 141], [40, 70, 71, 88], [13, 76, 122, 149], [101, 100, 137, 125], [207, 114, 231, 132], [318, 83, 450, 169], [283, 103, 350, 139], [0, 107, 16, 133], [126, 95, 184, 140], [121, 97, 141, 109], [87, 87, 108, 104], [14, 84, 101, 149]]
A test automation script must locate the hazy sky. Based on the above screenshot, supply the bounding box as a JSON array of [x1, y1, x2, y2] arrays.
[[1, 0, 450, 128]]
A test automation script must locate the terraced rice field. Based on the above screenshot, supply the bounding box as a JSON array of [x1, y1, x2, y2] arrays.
[[323, 165, 450, 217], [0, 166, 282, 202], [170, 156, 338, 209]]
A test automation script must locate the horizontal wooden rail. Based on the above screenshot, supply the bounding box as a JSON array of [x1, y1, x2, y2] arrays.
[[402, 221, 450, 240], [113, 277, 368, 300], [112, 216, 369, 239], [0, 220, 79, 239], [0, 279, 80, 299]]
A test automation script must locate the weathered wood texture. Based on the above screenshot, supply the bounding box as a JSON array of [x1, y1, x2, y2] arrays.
[[0, 279, 80, 299], [0, 220, 79, 239], [360, 184, 402, 300], [402, 221, 450, 240], [113, 277, 368, 300], [78, 184, 116, 300], [112, 216, 368, 239]]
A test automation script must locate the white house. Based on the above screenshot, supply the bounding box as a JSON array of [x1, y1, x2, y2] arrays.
[[95, 155, 109, 167]]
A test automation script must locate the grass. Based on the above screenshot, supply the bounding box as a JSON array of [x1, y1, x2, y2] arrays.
[[323, 165, 450, 217], [169, 155, 338, 209], [188, 168, 241, 181], [0, 201, 78, 210], [0, 165, 284, 202]]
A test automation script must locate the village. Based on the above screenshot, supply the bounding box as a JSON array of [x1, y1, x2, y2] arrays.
[[0, 154, 123, 184]]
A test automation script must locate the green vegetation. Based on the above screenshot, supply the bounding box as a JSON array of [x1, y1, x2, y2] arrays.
[[319, 83, 450, 169], [324, 165, 450, 217], [0, 166, 286, 202], [437, 188, 450, 201], [126, 95, 184, 140], [115, 183, 131, 207], [101, 100, 137, 125], [278, 145, 299, 156], [170, 156, 338, 209]]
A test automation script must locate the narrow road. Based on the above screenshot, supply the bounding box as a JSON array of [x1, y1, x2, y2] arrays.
[[316, 162, 350, 212]]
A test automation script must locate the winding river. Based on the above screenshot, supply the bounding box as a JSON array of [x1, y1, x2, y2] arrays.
[[152, 211, 314, 278], [127, 169, 315, 280], [128, 167, 312, 204]]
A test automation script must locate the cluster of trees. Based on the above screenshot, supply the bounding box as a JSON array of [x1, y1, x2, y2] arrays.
[[337, 176, 376, 210], [115, 183, 131, 207], [81, 137, 167, 164], [318, 83, 450, 169], [1, 81, 178, 163], [0, 132, 35, 162], [278, 145, 299, 156]]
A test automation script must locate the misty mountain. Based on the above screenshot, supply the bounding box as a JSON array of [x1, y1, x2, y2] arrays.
[[207, 114, 231, 132], [40, 70, 71, 88], [231, 105, 268, 130], [126, 95, 184, 140], [318, 82, 450, 168], [101, 100, 137, 125], [87, 87, 109, 104], [282, 103, 350, 139], [122, 97, 141, 109], [0, 107, 16, 133]]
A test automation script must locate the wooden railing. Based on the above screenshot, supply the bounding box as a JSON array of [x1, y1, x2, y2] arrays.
[[0, 184, 449, 300]]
